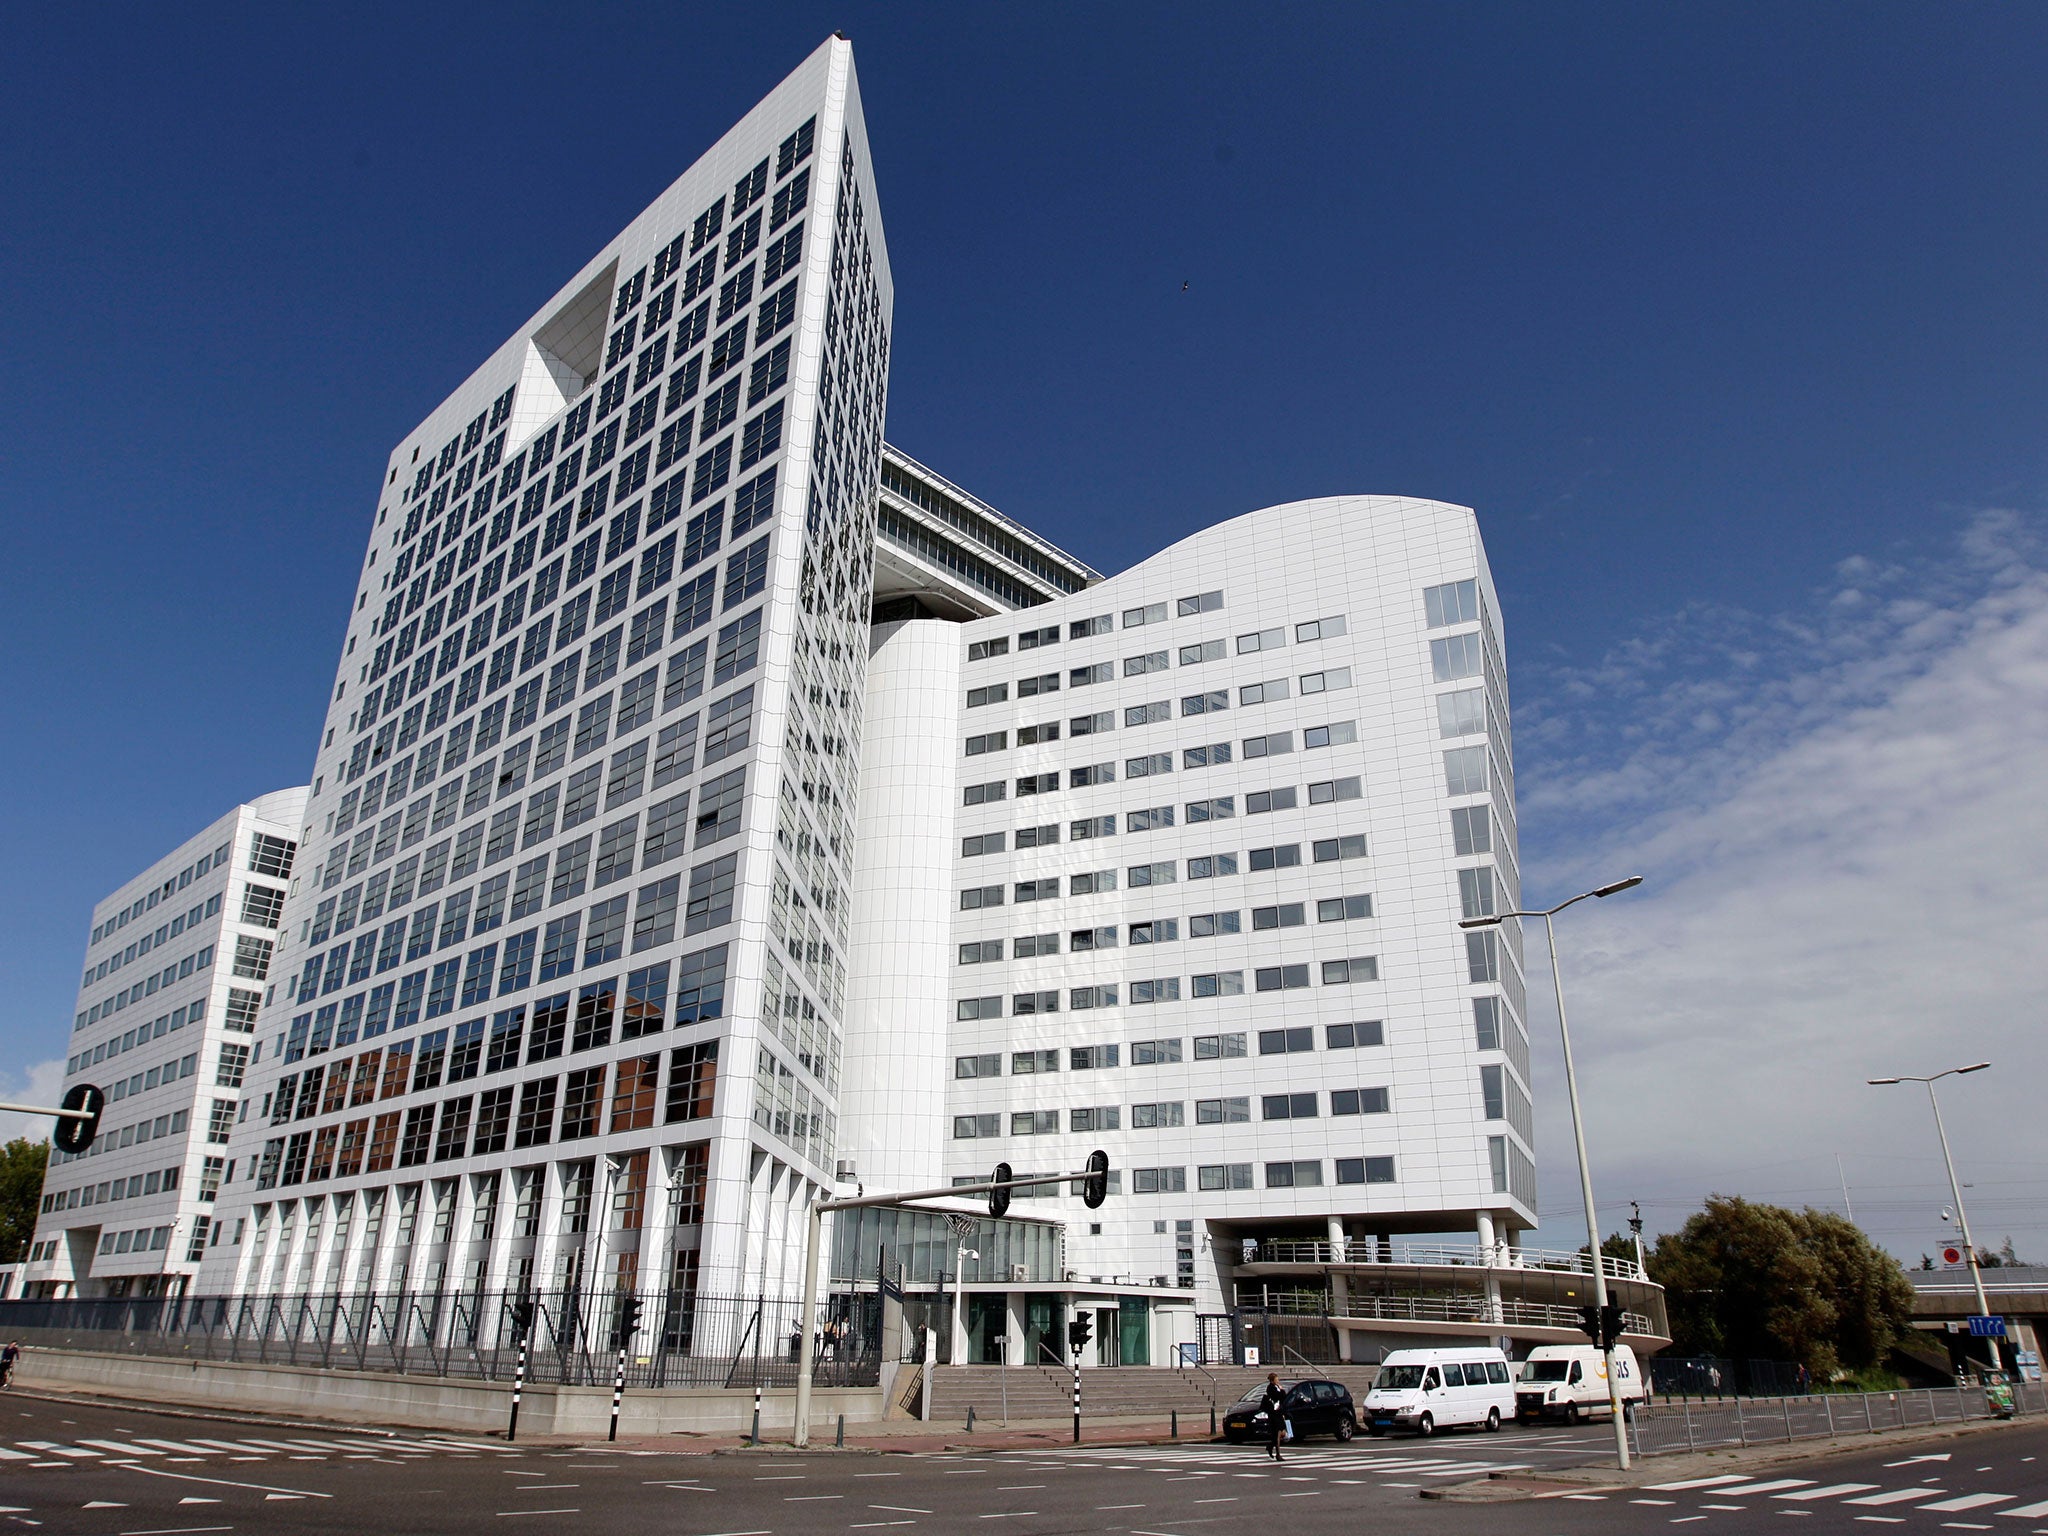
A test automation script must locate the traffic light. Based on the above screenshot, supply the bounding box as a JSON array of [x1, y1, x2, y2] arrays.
[[53, 1083, 104, 1155], [1598, 1302, 1625, 1351], [1577, 1305, 1601, 1346], [1068, 1314, 1093, 1353], [614, 1294, 643, 1348], [1081, 1149, 1110, 1210], [508, 1299, 535, 1340], [989, 1161, 1013, 1220]]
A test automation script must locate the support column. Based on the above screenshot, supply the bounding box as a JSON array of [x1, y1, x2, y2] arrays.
[[1476, 1212, 1504, 1326], [1326, 1215, 1350, 1336]]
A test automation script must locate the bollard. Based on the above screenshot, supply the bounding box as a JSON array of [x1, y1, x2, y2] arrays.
[[1736, 1394, 1747, 1446], [752, 1380, 762, 1446], [1824, 1395, 1835, 1438], [836, 1414, 845, 1448], [1683, 1402, 1696, 1453], [1783, 1395, 1794, 1442], [967, 1406, 976, 1433], [1172, 1409, 1178, 1439], [1210, 1404, 1217, 1437]]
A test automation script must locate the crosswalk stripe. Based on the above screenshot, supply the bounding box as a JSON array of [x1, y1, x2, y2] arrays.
[[1711, 1480, 1819, 1496], [78, 1439, 162, 1456], [1994, 1500, 2048, 1519], [1848, 1490, 1953, 1506], [1777, 1486, 1881, 1501], [0, 1446, 36, 1461], [135, 1438, 221, 1455], [1648, 1477, 1755, 1491], [18, 1441, 100, 1458], [1922, 1495, 2016, 1512]]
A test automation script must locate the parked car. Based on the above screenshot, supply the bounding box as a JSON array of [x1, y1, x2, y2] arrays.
[[1515, 1344, 1644, 1423], [1362, 1346, 1516, 1436], [1220, 1378, 1358, 1443]]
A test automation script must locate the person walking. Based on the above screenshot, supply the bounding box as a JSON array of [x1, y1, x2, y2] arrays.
[[0, 1341, 20, 1390], [1260, 1372, 1288, 1462]]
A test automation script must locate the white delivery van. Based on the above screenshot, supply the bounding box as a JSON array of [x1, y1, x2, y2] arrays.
[[1514, 1344, 1645, 1422], [1363, 1346, 1517, 1436]]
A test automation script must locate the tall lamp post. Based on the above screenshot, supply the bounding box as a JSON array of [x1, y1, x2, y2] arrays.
[[1866, 1063, 2002, 1376], [1463, 873, 1643, 1470]]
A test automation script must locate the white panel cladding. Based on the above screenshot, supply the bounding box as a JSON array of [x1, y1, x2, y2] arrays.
[[838, 620, 964, 1194], [932, 494, 1527, 1306]]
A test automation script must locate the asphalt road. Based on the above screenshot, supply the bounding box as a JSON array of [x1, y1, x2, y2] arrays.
[[3, 1392, 2043, 1536]]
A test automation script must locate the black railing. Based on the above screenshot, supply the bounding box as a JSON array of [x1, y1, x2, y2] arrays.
[[0, 1287, 882, 1390]]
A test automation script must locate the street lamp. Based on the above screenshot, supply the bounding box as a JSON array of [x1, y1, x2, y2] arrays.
[[1463, 873, 1643, 1470], [1866, 1062, 2000, 1374]]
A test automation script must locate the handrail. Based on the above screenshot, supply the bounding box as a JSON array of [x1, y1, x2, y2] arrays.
[[1179, 1354, 1219, 1407], [1251, 1238, 1647, 1284], [1280, 1344, 1318, 1372]]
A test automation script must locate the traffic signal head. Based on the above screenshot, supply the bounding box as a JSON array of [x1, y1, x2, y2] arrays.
[[616, 1294, 643, 1343], [1598, 1302, 1625, 1351], [1068, 1314, 1093, 1352], [1577, 1305, 1602, 1346], [508, 1300, 536, 1338], [53, 1083, 104, 1155], [1082, 1149, 1110, 1210], [989, 1161, 1013, 1220]]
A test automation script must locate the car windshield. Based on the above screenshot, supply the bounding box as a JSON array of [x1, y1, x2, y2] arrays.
[[1521, 1361, 1570, 1382], [1374, 1364, 1426, 1390]]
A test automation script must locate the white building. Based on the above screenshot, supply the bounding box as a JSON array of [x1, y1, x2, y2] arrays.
[[22, 788, 307, 1298]]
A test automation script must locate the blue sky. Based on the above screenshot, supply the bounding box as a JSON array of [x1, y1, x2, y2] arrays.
[[6, 4, 2048, 1259]]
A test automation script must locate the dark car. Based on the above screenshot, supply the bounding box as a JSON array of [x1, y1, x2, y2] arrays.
[[1220, 1378, 1357, 1443]]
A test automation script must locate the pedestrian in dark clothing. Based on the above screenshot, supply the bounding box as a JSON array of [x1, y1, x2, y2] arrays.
[[1260, 1372, 1287, 1461]]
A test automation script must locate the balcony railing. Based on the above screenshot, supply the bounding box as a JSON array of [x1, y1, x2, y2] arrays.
[[1246, 1288, 1657, 1336], [1253, 1239, 1646, 1284]]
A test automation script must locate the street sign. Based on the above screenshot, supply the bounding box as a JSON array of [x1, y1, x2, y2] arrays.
[[1968, 1315, 2007, 1338], [1942, 1246, 1964, 1265]]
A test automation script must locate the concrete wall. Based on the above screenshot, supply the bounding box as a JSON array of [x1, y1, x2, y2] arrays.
[[18, 1347, 889, 1438]]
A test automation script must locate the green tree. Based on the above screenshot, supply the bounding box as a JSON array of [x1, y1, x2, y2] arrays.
[[1647, 1195, 1915, 1376], [0, 1137, 49, 1264]]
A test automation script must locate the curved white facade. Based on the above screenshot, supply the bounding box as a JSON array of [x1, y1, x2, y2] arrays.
[[839, 493, 1532, 1312]]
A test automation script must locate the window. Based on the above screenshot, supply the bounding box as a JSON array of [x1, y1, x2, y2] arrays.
[[1011, 1049, 1059, 1074], [1266, 1160, 1323, 1188], [1015, 824, 1060, 849], [966, 683, 1009, 708], [1129, 918, 1178, 944], [1262, 1092, 1318, 1120], [1181, 690, 1228, 717], [961, 831, 1006, 857], [1335, 1156, 1396, 1185], [956, 996, 1003, 1021], [1193, 1031, 1246, 1059], [1130, 1037, 1181, 1064], [959, 885, 1003, 911], [1424, 578, 1480, 628], [1295, 614, 1346, 641], [966, 637, 1009, 661], [1187, 852, 1238, 880], [665, 1040, 718, 1121], [1127, 861, 1175, 887], [1246, 786, 1297, 813], [1011, 1110, 1059, 1135], [1015, 773, 1058, 800], [1070, 1044, 1119, 1070], [1069, 762, 1115, 788], [1460, 866, 1496, 920], [1017, 672, 1060, 697], [1318, 893, 1373, 922], [1125, 701, 1171, 726], [1069, 984, 1118, 1009], [1473, 996, 1502, 1051], [1235, 627, 1284, 655], [1012, 989, 1060, 1015], [1322, 955, 1379, 985], [1177, 590, 1223, 616], [1124, 753, 1171, 779], [1308, 775, 1362, 805], [1451, 804, 1492, 855], [954, 1053, 1001, 1078], [1243, 731, 1293, 759], [1189, 970, 1244, 997], [965, 731, 1007, 756], [1127, 806, 1174, 833], [1254, 965, 1311, 992], [1185, 796, 1234, 823], [1124, 650, 1169, 676], [953, 1114, 999, 1139], [1312, 833, 1368, 862], [1129, 977, 1179, 1003], [1195, 1096, 1249, 1123], [962, 780, 1007, 806], [1252, 903, 1305, 930], [1069, 662, 1112, 687], [1198, 1163, 1253, 1190], [1300, 667, 1352, 695], [1070, 614, 1112, 638], [1183, 742, 1232, 768], [1437, 687, 1486, 738], [1179, 638, 1224, 665], [1131, 1101, 1184, 1128], [1122, 601, 1167, 627], [1013, 932, 1061, 957], [1330, 1087, 1391, 1115], [1131, 1166, 1187, 1193], [1014, 877, 1060, 902], [1017, 625, 1058, 649], [1065, 926, 1112, 953], [958, 940, 1000, 965], [1248, 843, 1300, 871], [1069, 1106, 1120, 1132], [1303, 719, 1358, 749]]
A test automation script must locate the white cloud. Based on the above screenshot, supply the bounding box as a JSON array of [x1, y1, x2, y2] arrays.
[[1514, 510, 2048, 1263], [0, 1058, 68, 1146]]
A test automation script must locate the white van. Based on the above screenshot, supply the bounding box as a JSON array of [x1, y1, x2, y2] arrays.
[[1363, 1346, 1517, 1436], [1514, 1344, 1645, 1423]]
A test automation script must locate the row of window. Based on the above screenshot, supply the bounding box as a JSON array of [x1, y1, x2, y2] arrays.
[[66, 989, 256, 1077], [958, 837, 1371, 914], [962, 671, 1354, 756], [955, 1088, 1392, 1140], [77, 942, 222, 1032], [958, 898, 1373, 964], [964, 615, 1347, 693], [254, 1041, 720, 1188], [960, 780, 1363, 859], [81, 891, 224, 989], [39, 1161, 182, 1215], [975, 1158, 1396, 1192], [89, 838, 243, 948], [954, 956, 1380, 1017], [953, 1023, 1383, 1078], [962, 723, 1360, 808]]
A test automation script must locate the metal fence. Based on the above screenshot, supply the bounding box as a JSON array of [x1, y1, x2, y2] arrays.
[[0, 1287, 883, 1390], [1650, 1354, 1811, 1400], [1630, 1379, 2048, 1457]]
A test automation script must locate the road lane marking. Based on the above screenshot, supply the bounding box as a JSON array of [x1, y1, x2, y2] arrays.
[[496, 1511, 580, 1517], [1854, 1520, 1906, 1525], [996, 1486, 1044, 1490], [1634, 1499, 1677, 1506], [1997, 1503, 2048, 1519], [1777, 1485, 1881, 1501], [1714, 1481, 1819, 1497], [1850, 1491, 1954, 1506], [114, 1464, 333, 1498], [116, 1528, 233, 1535], [1649, 1476, 1756, 1491], [867, 1505, 932, 1514], [1924, 1498, 2016, 1513], [784, 1495, 842, 1501]]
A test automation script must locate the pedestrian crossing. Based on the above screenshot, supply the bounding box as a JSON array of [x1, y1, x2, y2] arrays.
[[1638, 1473, 2048, 1522], [1005, 1442, 1531, 1478], [0, 1431, 504, 1467]]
